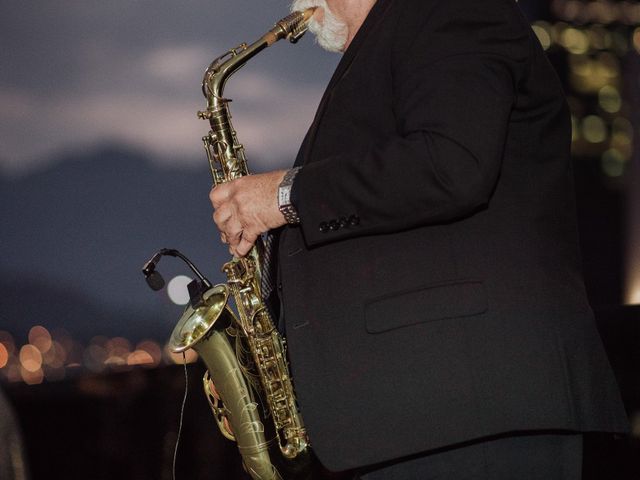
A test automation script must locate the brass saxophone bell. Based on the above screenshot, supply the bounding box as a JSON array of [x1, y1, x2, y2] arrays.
[[169, 284, 232, 353]]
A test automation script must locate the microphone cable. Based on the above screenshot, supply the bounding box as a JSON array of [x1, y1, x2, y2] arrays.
[[141, 249, 206, 479], [173, 352, 188, 480]]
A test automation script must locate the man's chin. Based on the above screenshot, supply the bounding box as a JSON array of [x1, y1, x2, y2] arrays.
[[316, 36, 346, 53], [291, 0, 347, 53]]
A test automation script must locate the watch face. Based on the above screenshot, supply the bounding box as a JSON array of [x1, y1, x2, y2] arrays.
[[279, 185, 291, 206]]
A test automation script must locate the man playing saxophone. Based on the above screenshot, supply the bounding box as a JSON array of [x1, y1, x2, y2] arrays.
[[210, 0, 629, 478]]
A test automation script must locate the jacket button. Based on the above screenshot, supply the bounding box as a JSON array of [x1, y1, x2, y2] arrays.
[[319, 222, 329, 233], [349, 214, 360, 226], [339, 216, 348, 227], [329, 220, 340, 231]]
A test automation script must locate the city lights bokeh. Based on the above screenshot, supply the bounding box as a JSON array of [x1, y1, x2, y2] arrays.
[[0, 325, 198, 385], [533, 0, 639, 306], [0, 273, 202, 384], [530, 20, 636, 180]]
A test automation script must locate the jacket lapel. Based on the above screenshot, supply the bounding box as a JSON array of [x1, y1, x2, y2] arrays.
[[294, 0, 393, 167]]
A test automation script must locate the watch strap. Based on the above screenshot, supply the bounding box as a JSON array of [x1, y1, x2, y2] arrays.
[[278, 167, 301, 224]]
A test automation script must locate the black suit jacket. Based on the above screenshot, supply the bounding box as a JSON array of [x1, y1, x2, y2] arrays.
[[277, 0, 628, 471]]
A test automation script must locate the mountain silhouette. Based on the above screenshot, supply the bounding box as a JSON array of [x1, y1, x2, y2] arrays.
[[0, 273, 166, 343], [0, 145, 233, 340]]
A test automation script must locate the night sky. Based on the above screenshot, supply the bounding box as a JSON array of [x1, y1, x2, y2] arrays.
[[0, 0, 341, 174], [0, 0, 339, 342], [0, 0, 636, 345]]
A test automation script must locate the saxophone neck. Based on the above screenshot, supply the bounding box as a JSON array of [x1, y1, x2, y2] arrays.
[[202, 40, 267, 102]]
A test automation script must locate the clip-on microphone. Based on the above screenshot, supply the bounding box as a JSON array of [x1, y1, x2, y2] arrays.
[[142, 248, 212, 308]]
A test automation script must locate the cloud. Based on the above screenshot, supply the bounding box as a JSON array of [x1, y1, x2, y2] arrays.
[[0, 42, 324, 176], [144, 45, 213, 84], [0, 0, 340, 176]]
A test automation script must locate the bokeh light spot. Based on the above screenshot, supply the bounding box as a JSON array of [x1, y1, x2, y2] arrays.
[[29, 325, 53, 353], [127, 350, 154, 366], [582, 115, 607, 143], [21, 367, 44, 385], [136, 340, 162, 366], [598, 85, 621, 113], [104, 356, 127, 367], [0, 343, 8, 369], [19, 344, 43, 373], [167, 275, 192, 305], [561, 27, 590, 54], [106, 337, 132, 359], [532, 23, 552, 50], [601, 149, 626, 177]]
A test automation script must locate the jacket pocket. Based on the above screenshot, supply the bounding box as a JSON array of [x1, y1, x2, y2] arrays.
[[365, 280, 487, 334]]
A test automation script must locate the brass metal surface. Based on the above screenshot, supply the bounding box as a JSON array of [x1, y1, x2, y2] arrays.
[[169, 284, 229, 352], [167, 9, 315, 479]]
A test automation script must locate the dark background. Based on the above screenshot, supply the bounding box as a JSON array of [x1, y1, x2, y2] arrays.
[[1, 0, 639, 478]]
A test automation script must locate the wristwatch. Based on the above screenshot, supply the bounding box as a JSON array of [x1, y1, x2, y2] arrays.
[[278, 167, 301, 224]]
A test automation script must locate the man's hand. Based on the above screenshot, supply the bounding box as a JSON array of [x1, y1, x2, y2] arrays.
[[210, 170, 288, 257]]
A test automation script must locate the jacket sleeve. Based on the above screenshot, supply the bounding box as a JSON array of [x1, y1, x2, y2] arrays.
[[292, 0, 533, 247]]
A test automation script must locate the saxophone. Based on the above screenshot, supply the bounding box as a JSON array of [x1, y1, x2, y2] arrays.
[[167, 9, 315, 480]]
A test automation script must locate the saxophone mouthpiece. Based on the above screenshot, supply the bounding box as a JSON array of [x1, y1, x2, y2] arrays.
[[266, 8, 317, 45], [288, 8, 316, 43], [302, 7, 317, 22]]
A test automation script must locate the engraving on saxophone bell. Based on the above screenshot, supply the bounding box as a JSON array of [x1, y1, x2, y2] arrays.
[[166, 9, 316, 480]]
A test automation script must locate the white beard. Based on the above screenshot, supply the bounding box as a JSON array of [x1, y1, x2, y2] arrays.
[[291, 0, 349, 53]]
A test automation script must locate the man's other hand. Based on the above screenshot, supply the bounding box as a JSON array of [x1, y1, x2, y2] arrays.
[[210, 170, 287, 257]]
